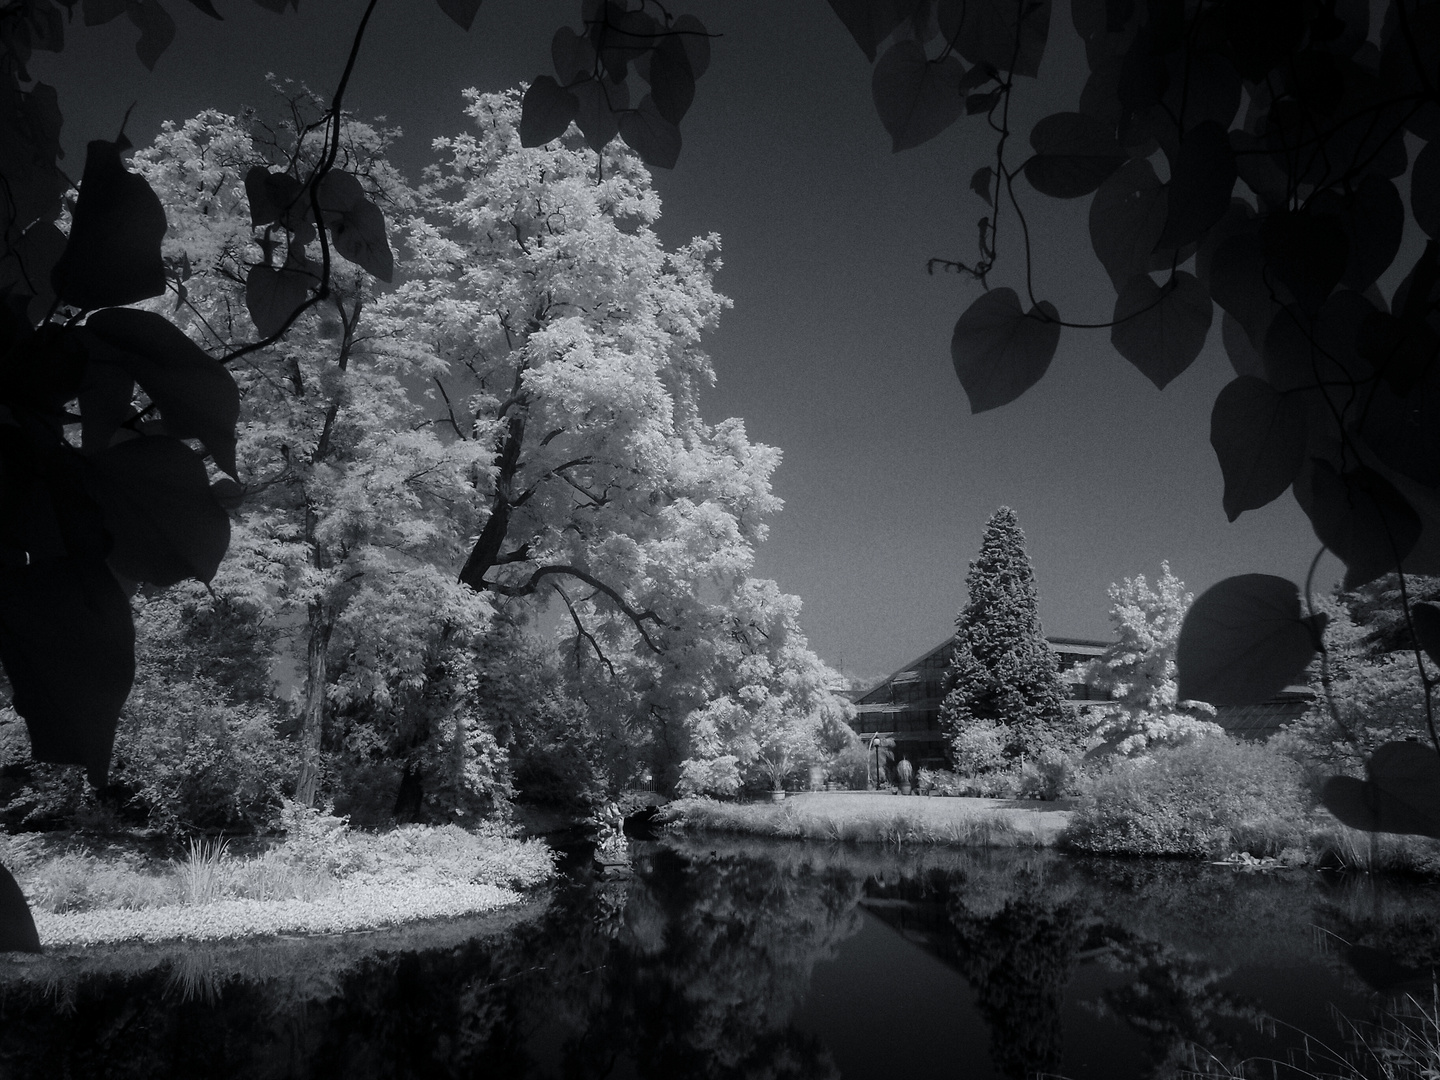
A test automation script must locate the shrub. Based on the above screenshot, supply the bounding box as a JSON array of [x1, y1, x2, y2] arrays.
[[1062, 736, 1312, 857], [950, 718, 1007, 776], [1018, 749, 1076, 801]]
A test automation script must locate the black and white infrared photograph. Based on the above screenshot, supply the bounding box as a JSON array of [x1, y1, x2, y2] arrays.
[[1, 0, 1438, 1076]]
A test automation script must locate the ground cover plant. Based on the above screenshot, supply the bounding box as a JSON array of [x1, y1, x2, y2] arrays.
[[0, 803, 552, 947]]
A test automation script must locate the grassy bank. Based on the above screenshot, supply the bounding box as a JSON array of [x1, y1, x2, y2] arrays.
[[656, 792, 1072, 847], [1, 817, 555, 948]]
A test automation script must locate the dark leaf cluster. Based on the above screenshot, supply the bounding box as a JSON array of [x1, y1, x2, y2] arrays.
[[520, 0, 711, 171]]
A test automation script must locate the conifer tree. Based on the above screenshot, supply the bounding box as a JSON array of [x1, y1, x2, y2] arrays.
[[940, 507, 1077, 767]]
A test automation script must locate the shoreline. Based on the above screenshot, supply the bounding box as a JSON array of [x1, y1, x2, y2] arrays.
[[28, 877, 530, 949], [657, 791, 1076, 847]]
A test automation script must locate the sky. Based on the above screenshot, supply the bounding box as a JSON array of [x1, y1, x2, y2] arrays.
[[32, 0, 1343, 685]]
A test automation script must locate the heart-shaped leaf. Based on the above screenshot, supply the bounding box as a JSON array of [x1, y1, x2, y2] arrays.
[[85, 436, 230, 587], [552, 25, 597, 85], [572, 75, 627, 152], [1025, 111, 1126, 198], [317, 171, 393, 282], [648, 35, 695, 125], [951, 288, 1061, 412], [521, 76, 581, 147], [79, 308, 240, 478], [619, 94, 682, 170], [941, 0, 1052, 78], [1211, 375, 1307, 521], [1110, 271, 1212, 389], [245, 259, 316, 338], [0, 557, 135, 785], [1322, 741, 1440, 838], [1176, 574, 1324, 705], [1089, 158, 1170, 290], [1157, 120, 1237, 249], [827, 0, 910, 62], [1295, 460, 1421, 590], [871, 40, 965, 152], [51, 138, 167, 311], [243, 166, 304, 228]]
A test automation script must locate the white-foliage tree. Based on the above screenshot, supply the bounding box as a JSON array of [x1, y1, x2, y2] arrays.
[[132, 98, 499, 813], [382, 89, 849, 792], [1086, 562, 1221, 755]]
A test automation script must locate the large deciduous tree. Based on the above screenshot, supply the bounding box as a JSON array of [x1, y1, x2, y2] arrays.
[[380, 89, 844, 792], [131, 100, 496, 811], [939, 507, 1078, 766], [1085, 562, 1221, 755]]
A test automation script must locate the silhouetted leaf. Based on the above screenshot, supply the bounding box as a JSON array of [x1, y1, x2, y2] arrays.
[[1413, 601, 1440, 669], [51, 138, 167, 311], [316, 170, 393, 282], [942, 0, 1052, 78], [572, 75, 627, 152], [0, 863, 40, 953], [75, 353, 133, 455], [1195, 199, 1254, 288], [0, 222, 65, 324], [971, 166, 994, 206], [871, 40, 965, 152], [82, 0, 127, 25], [1157, 120, 1236, 249], [85, 436, 229, 587], [243, 166, 303, 228], [1230, 130, 1289, 210], [1263, 295, 1374, 403], [966, 89, 1002, 114], [521, 76, 580, 147], [1110, 271, 1212, 389], [591, 2, 658, 80], [950, 288, 1061, 412], [1165, 50, 1241, 130], [673, 14, 709, 78], [1414, 139, 1440, 240], [647, 35, 695, 125], [1089, 158, 1168, 289], [183, 0, 222, 17], [1322, 742, 1440, 839], [245, 260, 315, 339], [126, 0, 175, 70], [619, 95, 681, 170], [1262, 209, 1348, 315], [1175, 574, 1323, 705], [552, 25, 596, 84], [828, 0, 910, 62], [1357, 366, 1440, 486], [80, 308, 239, 477], [1025, 112, 1126, 198], [1211, 376, 1307, 520], [1209, 230, 1278, 346], [1339, 175, 1404, 290], [435, 0, 482, 30], [0, 557, 134, 785], [1296, 460, 1421, 590], [1221, 311, 1263, 378], [210, 476, 245, 510]]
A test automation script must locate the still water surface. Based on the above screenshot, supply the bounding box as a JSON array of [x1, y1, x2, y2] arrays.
[[2, 838, 1437, 1079]]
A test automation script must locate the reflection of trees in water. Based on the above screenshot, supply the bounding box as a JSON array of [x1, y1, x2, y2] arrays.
[[946, 888, 1084, 1080], [2, 847, 1431, 1079], [558, 847, 859, 1079]]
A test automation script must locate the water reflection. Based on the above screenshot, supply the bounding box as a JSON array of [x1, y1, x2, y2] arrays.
[[0, 841, 1434, 1079]]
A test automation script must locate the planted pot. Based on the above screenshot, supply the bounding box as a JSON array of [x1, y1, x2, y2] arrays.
[[770, 790, 786, 803], [898, 782, 912, 796]]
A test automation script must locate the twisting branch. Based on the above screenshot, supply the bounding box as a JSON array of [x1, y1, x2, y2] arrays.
[[555, 583, 618, 682], [488, 564, 666, 652]]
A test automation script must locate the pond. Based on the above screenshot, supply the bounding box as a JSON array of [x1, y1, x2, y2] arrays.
[[1, 838, 1437, 1079]]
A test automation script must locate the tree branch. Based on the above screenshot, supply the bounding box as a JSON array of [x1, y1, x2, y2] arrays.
[[490, 564, 666, 652]]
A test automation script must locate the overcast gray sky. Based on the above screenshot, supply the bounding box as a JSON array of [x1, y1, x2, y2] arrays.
[[34, 0, 1341, 683]]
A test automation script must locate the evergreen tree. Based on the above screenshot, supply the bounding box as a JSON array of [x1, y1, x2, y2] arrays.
[[940, 508, 1077, 767]]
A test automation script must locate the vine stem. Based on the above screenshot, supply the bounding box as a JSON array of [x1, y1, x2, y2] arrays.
[[1304, 544, 1352, 745]]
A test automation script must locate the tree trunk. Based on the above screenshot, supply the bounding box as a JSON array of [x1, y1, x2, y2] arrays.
[[294, 601, 333, 808]]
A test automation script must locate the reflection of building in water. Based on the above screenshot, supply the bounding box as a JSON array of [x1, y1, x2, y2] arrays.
[[848, 636, 1313, 769]]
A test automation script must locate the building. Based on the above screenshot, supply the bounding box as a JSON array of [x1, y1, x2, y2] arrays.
[[849, 636, 1312, 771]]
